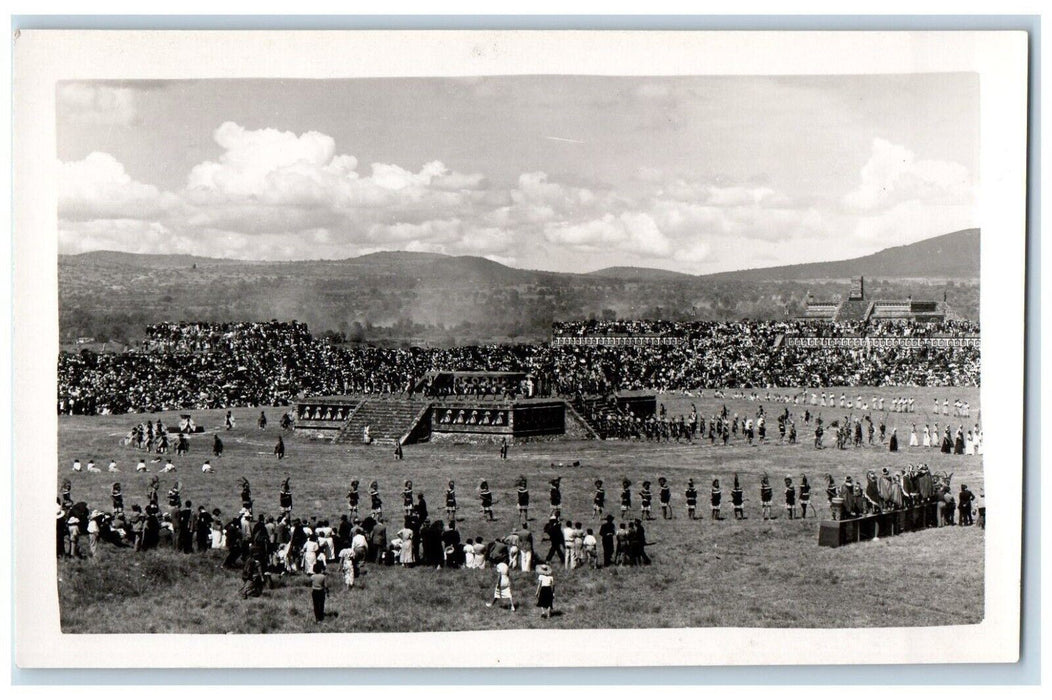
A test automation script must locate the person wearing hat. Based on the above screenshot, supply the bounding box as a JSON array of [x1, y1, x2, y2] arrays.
[[838, 475, 857, 519], [592, 479, 605, 519], [958, 484, 976, 526], [86, 511, 102, 557], [760, 474, 773, 520], [66, 515, 83, 558], [685, 479, 698, 520], [784, 476, 796, 519], [535, 563, 555, 619], [731, 475, 746, 520], [710, 479, 723, 520]]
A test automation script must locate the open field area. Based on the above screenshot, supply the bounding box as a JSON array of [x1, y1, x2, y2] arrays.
[[57, 386, 984, 634]]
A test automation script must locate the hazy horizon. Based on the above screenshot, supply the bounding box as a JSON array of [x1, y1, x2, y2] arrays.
[[57, 75, 979, 275]]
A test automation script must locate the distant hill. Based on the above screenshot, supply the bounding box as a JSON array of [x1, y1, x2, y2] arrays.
[[704, 229, 979, 282], [61, 250, 247, 268], [58, 229, 981, 345], [587, 266, 697, 282]]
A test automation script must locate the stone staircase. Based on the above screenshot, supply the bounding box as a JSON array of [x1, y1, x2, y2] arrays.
[[333, 398, 431, 446], [572, 397, 622, 439], [835, 300, 874, 322]]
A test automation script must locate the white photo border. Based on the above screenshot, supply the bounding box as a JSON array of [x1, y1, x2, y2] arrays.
[[13, 29, 1028, 669]]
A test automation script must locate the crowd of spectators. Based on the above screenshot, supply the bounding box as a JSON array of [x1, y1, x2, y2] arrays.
[[57, 320, 981, 416], [553, 318, 980, 340]]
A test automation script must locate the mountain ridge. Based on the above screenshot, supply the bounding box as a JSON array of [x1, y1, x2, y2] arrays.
[[60, 228, 979, 280]]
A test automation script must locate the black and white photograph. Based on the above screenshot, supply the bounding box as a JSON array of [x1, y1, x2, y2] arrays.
[[13, 29, 1027, 668]]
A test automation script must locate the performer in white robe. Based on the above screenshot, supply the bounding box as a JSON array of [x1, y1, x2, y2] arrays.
[[909, 426, 919, 447], [923, 425, 932, 448]]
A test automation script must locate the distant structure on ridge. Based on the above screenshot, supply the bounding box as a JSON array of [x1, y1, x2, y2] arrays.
[[800, 277, 958, 323]]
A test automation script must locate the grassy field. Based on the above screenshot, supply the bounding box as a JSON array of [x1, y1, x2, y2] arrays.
[[57, 386, 984, 633]]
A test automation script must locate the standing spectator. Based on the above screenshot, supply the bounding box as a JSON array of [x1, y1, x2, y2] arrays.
[[536, 563, 555, 619], [516, 522, 533, 572], [310, 561, 329, 623], [486, 559, 515, 612]]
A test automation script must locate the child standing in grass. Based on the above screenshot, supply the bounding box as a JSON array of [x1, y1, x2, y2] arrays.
[[536, 564, 554, 618]]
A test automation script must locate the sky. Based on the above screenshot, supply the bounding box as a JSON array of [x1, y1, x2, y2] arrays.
[[56, 75, 978, 274]]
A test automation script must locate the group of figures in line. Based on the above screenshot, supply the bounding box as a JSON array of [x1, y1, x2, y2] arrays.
[[826, 464, 983, 528]]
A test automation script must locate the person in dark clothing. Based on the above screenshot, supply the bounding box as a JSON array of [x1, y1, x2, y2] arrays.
[[544, 517, 565, 565], [958, 484, 976, 525], [279, 477, 293, 517], [223, 517, 243, 568], [178, 500, 194, 553], [240, 556, 264, 598], [337, 514, 352, 552], [415, 493, 429, 524], [212, 434, 223, 457], [599, 514, 616, 567], [633, 519, 652, 565], [288, 518, 307, 571], [731, 474, 745, 520], [423, 519, 444, 567], [685, 479, 698, 520], [441, 522, 462, 568], [798, 475, 812, 518], [193, 506, 212, 552], [889, 429, 899, 452], [310, 562, 328, 622], [274, 436, 285, 460], [239, 478, 253, 513], [250, 515, 270, 565]]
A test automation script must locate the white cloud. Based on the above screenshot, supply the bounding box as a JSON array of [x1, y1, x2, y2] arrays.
[[545, 212, 671, 258], [58, 83, 138, 126], [843, 138, 973, 212], [56, 122, 974, 272], [58, 152, 172, 221]]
